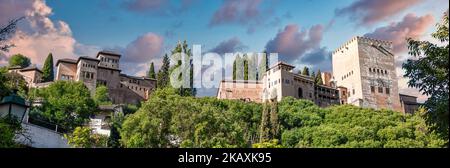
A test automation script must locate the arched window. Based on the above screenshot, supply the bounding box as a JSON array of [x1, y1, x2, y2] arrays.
[[298, 87, 303, 98]]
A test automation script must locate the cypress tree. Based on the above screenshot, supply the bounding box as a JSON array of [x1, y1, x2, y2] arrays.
[[148, 62, 156, 79], [157, 54, 170, 88], [269, 101, 279, 139], [42, 53, 54, 82], [302, 67, 310, 76], [316, 69, 323, 85]]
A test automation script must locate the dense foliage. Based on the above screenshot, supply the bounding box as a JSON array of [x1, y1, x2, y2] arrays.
[[0, 119, 21, 148], [120, 89, 446, 148], [8, 54, 31, 68], [279, 97, 446, 148], [31, 81, 96, 131], [0, 67, 28, 98], [120, 88, 261, 148], [94, 85, 111, 105], [65, 127, 107, 148], [403, 11, 449, 141]]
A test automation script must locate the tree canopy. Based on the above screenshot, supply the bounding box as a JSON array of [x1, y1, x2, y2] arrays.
[[120, 88, 261, 148], [31, 81, 97, 131], [119, 88, 446, 148], [8, 54, 31, 68], [278, 97, 446, 148], [403, 11, 449, 141], [94, 85, 111, 105]]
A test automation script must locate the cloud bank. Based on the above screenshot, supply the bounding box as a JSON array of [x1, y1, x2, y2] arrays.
[[335, 0, 424, 26]]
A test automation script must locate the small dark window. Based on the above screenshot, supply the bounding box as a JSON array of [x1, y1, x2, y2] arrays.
[[352, 89, 355, 95], [298, 87, 303, 98], [385, 88, 390, 95], [378, 87, 383, 93], [370, 86, 375, 93]]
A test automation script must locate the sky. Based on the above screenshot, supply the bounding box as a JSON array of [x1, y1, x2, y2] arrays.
[[0, 0, 448, 101]]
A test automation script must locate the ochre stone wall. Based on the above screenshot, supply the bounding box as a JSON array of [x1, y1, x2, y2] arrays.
[[217, 81, 263, 102]]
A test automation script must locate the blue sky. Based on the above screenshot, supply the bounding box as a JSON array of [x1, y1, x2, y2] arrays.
[[0, 0, 448, 99]]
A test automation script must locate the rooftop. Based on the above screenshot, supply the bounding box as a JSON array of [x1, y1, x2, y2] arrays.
[[20, 65, 43, 73], [79, 56, 100, 62], [97, 50, 121, 58], [56, 58, 77, 66], [120, 73, 156, 81]]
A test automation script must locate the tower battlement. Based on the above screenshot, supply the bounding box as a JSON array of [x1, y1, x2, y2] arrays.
[[333, 36, 393, 54]]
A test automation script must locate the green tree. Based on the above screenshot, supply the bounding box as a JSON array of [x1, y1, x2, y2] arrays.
[[33, 81, 96, 131], [1, 17, 23, 52], [169, 40, 196, 96], [157, 54, 170, 88], [259, 103, 270, 142], [0, 118, 21, 148], [107, 112, 124, 148], [94, 85, 111, 105], [315, 69, 323, 85], [252, 139, 283, 148], [257, 51, 269, 80], [278, 97, 446, 148], [8, 54, 31, 68], [42, 53, 54, 82], [65, 127, 107, 148], [148, 62, 156, 79], [302, 67, 310, 76], [120, 88, 261, 148], [232, 55, 240, 80], [243, 54, 249, 80], [233, 54, 243, 80], [0, 69, 28, 98], [259, 102, 280, 143], [403, 11, 449, 141]]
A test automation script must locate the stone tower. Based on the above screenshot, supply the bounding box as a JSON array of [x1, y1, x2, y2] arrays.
[[332, 36, 402, 112]]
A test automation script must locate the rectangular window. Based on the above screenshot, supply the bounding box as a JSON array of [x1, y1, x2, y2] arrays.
[[378, 87, 383, 93], [352, 89, 355, 95], [385, 88, 390, 95], [370, 86, 375, 93]]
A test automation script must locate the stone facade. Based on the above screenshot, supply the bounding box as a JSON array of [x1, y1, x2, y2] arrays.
[[217, 61, 340, 107], [8, 65, 43, 87], [261, 62, 339, 107], [217, 80, 263, 102], [55, 51, 157, 104], [332, 36, 404, 112]]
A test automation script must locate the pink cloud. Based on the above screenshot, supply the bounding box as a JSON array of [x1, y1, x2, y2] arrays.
[[124, 33, 164, 63], [265, 24, 324, 62], [336, 0, 424, 26], [208, 37, 247, 55], [364, 13, 436, 103], [1, 0, 80, 67], [364, 13, 434, 54], [122, 0, 198, 15], [210, 0, 263, 26]]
